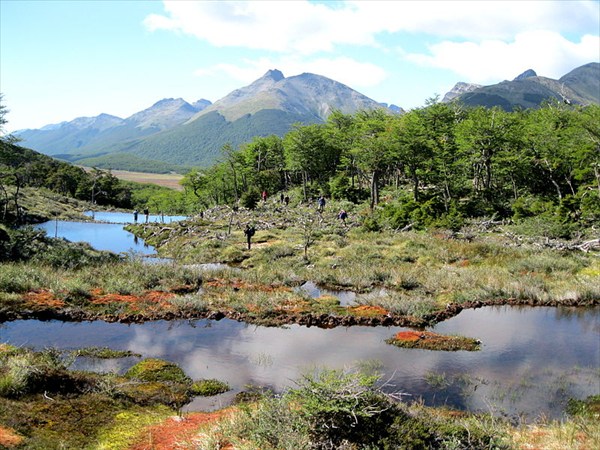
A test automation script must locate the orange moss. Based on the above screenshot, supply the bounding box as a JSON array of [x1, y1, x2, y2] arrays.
[[0, 426, 24, 448], [349, 305, 389, 317], [392, 331, 422, 342], [387, 330, 480, 351], [128, 409, 234, 450], [23, 290, 65, 308]]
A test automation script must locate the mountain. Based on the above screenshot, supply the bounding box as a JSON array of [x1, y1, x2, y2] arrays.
[[15, 98, 211, 158], [111, 70, 388, 167], [190, 69, 384, 123], [442, 82, 482, 103], [17, 70, 389, 169], [446, 62, 600, 110]]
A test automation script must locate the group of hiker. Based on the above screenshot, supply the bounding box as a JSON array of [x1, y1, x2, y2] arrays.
[[133, 208, 150, 223], [134, 192, 348, 251]]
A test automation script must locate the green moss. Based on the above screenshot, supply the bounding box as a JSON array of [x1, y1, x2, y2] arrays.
[[94, 406, 172, 450], [566, 394, 600, 417], [124, 358, 190, 383], [73, 347, 141, 359], [118, 380, 190, 407], [190, 379, 231, 396]]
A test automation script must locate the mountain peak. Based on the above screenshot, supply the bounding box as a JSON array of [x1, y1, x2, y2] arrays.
[[514, 69, 537, 81], [262, 69, 284, 81]]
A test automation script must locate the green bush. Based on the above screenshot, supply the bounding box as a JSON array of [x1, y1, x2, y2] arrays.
[[240, 187, 261, 210]]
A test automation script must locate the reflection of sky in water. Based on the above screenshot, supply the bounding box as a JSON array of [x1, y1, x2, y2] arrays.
[[84, 211, 187, 224], [294, 281, 356, 306], [1, 306, 598, 419], [35, 220, 155, 255]]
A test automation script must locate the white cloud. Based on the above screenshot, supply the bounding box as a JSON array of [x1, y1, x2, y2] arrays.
[[144, 1, 375, 55], [406, 31, 600, 84], [145, 1, 599, 53]]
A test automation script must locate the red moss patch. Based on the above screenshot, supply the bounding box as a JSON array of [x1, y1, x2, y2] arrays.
[[392, 331, 422, 342], [23, 290, 65, 308], [90, 291, 174, 307], [349, 305, 389, 317], [128, 409, 233, 450], [0, 426, 24, 448], [387, 330, 480, 351]]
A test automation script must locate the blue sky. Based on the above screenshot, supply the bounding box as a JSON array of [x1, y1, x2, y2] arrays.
[[1, 0, 599, 132]]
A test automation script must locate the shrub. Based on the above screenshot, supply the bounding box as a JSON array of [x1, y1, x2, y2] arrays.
[[240, 187, 261, 210], [285, 368, 397, 448]]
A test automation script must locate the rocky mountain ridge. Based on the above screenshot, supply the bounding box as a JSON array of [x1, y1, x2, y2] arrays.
[[15, 63, 599, 171]]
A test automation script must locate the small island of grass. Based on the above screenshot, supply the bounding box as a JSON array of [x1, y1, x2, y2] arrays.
[[386, 330, 481, 351]]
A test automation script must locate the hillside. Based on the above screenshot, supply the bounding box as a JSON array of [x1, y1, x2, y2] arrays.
[[15, 70, 391, 170], [15, 98, 211, 161], [450, 62, 600, 110]]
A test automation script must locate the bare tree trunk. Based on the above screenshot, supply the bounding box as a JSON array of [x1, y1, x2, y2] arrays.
[[369, 170, 379, 210]]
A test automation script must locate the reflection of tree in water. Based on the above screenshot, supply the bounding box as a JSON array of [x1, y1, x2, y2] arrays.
[[554, 306, 600, 334]]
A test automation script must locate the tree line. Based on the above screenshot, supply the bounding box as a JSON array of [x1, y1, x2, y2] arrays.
[[2, 95, 599, 235], [182, 99, 599, 235]]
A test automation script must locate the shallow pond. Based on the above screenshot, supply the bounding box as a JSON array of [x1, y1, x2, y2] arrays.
[[1, 306, 598, 419], [35, 220, 156, 255], [35, 211, 186, 256]]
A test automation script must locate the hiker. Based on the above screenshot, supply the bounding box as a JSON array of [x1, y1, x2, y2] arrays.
[[284, 195, 290, 206], [261, 190, 268, 203], [317, 196, 326, 212], [133, 209, 139, 222], [143, 208, 149, 223], [338, 209, 348, 224], [244, 224, 256, 250], [280, 192, 284, 204]]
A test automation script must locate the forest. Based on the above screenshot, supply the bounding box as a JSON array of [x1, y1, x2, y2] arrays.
[[180, 100, 600, 238]]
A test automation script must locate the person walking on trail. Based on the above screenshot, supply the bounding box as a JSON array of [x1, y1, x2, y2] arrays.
[[262, 191, 268, 203], [143, 208, 149, 223], [338, 209, 348, 224], [317, 196, 326, 212], [284, 195, 290, 206], [244, 224, 256, 250]]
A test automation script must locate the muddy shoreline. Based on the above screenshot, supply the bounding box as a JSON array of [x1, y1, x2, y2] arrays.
[[1, 296, 597, 328]]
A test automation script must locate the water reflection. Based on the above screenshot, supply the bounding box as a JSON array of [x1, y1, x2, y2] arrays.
[[1, 306, 598, 419], [294, 281, 356, 306], [35, 221, 155, 255]]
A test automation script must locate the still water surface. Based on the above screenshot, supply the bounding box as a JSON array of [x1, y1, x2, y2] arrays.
[[1, 306, 598, 419], [35, 211, 186, 255]]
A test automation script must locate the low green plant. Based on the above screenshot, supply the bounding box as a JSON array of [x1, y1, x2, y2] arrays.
[[124, 358, 190, 383], [191, 379, 231, 396]]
